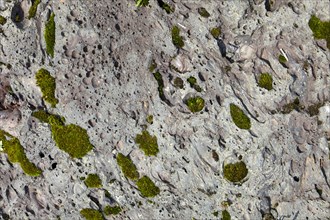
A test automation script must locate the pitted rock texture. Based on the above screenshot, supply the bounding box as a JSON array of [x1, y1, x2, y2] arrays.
[[0, 0, 329, 219]]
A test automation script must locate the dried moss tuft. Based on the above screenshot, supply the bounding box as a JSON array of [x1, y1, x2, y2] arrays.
[[223, 161, 248, 183], [135, 130, 159, 156], [230, 104, 251, 129], [136, 176, 160, 198]]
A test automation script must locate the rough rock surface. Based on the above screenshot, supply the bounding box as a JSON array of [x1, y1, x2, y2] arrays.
[[0, 0, 329, 219]]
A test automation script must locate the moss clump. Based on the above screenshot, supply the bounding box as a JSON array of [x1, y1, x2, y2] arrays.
[[0, 15, 7, 25], [135, 0, 149, 7], [222, 210, 231, 220], [210, 27, 221, 39], [198, 7, 210, 18], [116, 153, 140, 180], [278, 54, 287, 64], [187, 76, 202, 92], [173, 77, 184, 89], [44, 13, 55, 57], [223, 161, 248, 183], [171, 26, 184, 48], [84, 174, 102, 188], [281, 98, 301, 114], [153, 72, 166, 101], [36, 68, 58, 107], [212, 211, 219, 217], [51, 123, 93, 158], [80, 208, 103, 220], [135, 130, 159, 156], [149, 60, 157, 73], [186, 96, 205, 113], [308, 15, 330, 49], [258, 73, 273, 90], [307, 102, 324, 116], [28, 0, 40, 19], [136, 176, 160, 198], [146, 115, 153, 124], [103, 206, 122, 215], [230, 104, 251, 130], [157, 0, 174, 14], [0, 130, 42, 176], [32, 110, 52, 123]]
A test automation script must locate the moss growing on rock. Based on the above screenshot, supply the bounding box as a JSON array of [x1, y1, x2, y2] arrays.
[[308, 15, 330, 49], [32, 110, 53, 123], [28, 0, 40, 19], [51, 123, 93, 158], [84, 174, 102, 188], [0, 130, 42, 176], [36, 68, 58, 107], [153, 71, 167, 102], [198, 7, 210, 18], [210, 27, 221, 39], [173, 77, 184, 89], [307, 102, 324, 116], [223, 161, 248, 183], [186, 96, 205, 113], [135, 0, 149, 7], [135, 130, 159, 156], [0, 15, 7, 25], [230, 104, 251, 130], [44, 13, 55, 57], [80, 208, 103, 220], [136, 176, 160, 198], [278, 54, 287, 64], [222, 210, 231, 220], [171, 26, 184, 48], [157, 0, 174, 14], [116, 153, 140, 180], [258, 73, 273, 90], [104, 206, 122, 215], [187, 76, 202, 92], [281, 98, 301, 114]]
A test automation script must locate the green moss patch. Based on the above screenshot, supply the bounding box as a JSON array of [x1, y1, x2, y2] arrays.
[[186, 96, 205, 113], [278, 54, 287, 64], [146, 115, 153, 124], [0, 15, 7, 25], [135, 0, 149, 7], [187, 76, 202, 92], [198, 7, 210, 18], [258, 73, 273, 90], [223, 161, 248, 183], [36, 68, 58, 107], [0, 130, 42, 176], [210, 27, 221, 39], [44, 13, 55, 57], [222, 210, 231, 220], [171, 26, 184, 48], [136, 176, 160, 197], [80, 208, 103, 220], [51, 123, 93, 158], [28, 0, 40, 19], [116, 153, 140, 180], [84, 174, 102, 188], [104, 206, 122, 215], [230, 104, 251, 130], [157, 0, 174, 14], [135, 130, 159, 156], [32, 111, 93, 158], [308, 15, 330, 49]]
